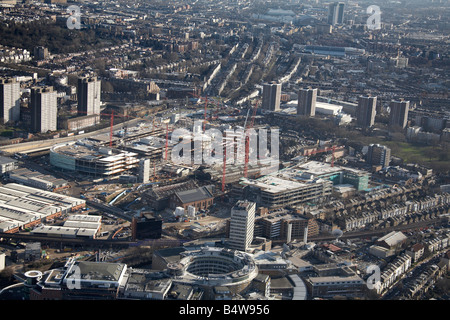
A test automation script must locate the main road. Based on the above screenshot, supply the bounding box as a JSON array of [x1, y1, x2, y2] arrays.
[[0, 117, 142, 155]]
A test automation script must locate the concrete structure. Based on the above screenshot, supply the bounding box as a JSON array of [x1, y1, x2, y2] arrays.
[[139, 158, 150, 184], [0, 156, 18, 174], [279, 161, 370, 191], [254, 211, 319, 241], [356, 95, 376, 128], [0, 77, 20, 124], [241, 175, 333, 209], [33, 46, 49, 60], [262, 83, 281, 112], [367, 144, 391, 168], [28, 258, 127, 300], [61, 114, 101, 132], [50, 140, 139, 177], [228, 201, 256, 251], [154, 246, 259, 299], [297, 88, 317, 117], [123, 269, 172, 300], [30, 86, 57, 133], [77, 76, 101, 116], [389, 99, 410, 129]]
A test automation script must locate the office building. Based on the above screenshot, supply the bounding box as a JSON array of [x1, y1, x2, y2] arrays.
[[367, 144, 391, 168], [389, 99, 410, 129], [30, 86, 57, 133], [328, 2, 345, 26], [297, 88, 317, 117], [131, 212, 162, 241], [262, 83, 281, 112], [77, 76, 101, 116], [0, 77, 20, 124], [228, 200, 256, 251], [306, 274, 365, 298], [356, 95, 376, 128]]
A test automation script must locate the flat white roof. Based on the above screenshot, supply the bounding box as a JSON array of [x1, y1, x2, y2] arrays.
[[242, 176, 309, 194]]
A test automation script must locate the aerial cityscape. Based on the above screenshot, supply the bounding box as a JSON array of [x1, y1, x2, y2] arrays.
[[0, 0, 449, 306]]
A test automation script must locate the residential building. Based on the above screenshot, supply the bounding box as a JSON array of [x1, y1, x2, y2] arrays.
[[356, 95, 376, 128], [30, 86, 57, 133], [406, 243, 425, 263], [77, 76, 101, 116], [367, 144, 391, 168], [297, 88, 317, 117], [328, 2, 345, 26], [33, 46, 49, 60], [389, 99, 410, 129], [0, 77, 20, 124], [262, 83, 281, 112]]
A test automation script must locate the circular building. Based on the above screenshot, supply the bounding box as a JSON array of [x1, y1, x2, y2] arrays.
[[168, 247, 258, 299]]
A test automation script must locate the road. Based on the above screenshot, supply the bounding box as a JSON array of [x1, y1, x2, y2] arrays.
[[0, 117, 142, 155]]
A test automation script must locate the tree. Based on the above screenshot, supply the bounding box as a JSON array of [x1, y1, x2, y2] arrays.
[[0, 267, 15, 288]]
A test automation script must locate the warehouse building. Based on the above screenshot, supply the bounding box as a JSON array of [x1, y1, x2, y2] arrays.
[[31, 214, 102, 239], [7, 167, 68, 191], [0, 183, 85, 233]]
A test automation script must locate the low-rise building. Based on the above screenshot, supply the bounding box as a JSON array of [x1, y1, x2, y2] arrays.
[[405, 243, 425, 263], [169, 185, 214, 211]]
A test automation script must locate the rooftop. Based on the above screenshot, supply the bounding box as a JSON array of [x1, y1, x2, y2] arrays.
[[175, 185, 214, 204]]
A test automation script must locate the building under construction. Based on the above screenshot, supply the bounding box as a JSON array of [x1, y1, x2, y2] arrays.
[[50, 139, 139, 177], [240, 175, 333, 209]]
